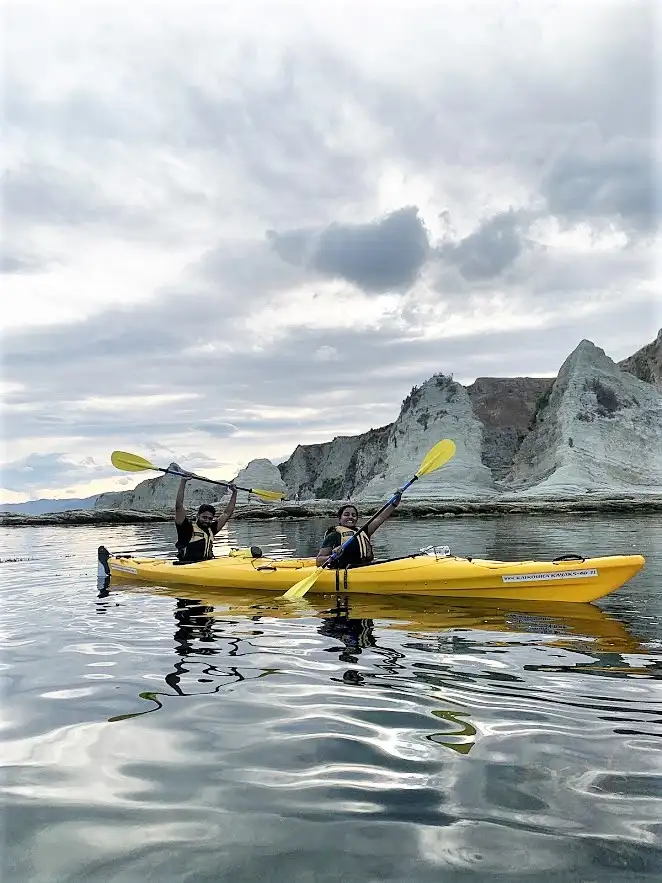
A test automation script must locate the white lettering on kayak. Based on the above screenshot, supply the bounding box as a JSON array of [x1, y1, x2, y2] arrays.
[[112, 564, 139, 575], [502, 569, 599, 583]]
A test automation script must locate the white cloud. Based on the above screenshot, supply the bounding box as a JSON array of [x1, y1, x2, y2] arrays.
[[1, 0, 658, 501]]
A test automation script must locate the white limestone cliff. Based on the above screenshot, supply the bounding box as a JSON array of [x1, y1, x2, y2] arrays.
[[504, 340, 662, 496], [278, 429, 388, 500], [355, 375, 496, 500], [232, 458, 287, 504], [95, 473, 216, 511]]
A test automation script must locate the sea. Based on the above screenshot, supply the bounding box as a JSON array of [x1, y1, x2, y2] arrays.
[[1, 513, 660, 882]]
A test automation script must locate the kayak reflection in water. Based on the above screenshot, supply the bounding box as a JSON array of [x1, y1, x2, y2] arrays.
[[316, 497, 402, 569]]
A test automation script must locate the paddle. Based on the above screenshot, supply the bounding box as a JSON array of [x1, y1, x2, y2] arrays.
[[110, 450, 286, 501], [282, 438, 457, 600]]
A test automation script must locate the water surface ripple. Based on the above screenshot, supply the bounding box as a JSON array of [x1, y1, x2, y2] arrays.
[[1, 515, 661, 882]]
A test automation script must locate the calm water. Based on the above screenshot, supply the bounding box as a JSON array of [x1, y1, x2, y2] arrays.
[[1, 514, 661, 882]]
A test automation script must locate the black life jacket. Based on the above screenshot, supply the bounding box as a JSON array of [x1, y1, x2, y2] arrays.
[[177, 521, 215, 562], [329, 525, 373, 567]]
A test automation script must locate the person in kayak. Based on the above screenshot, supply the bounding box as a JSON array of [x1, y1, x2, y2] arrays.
[[171, 462, 238, 563], [315, 496, 401, 568]]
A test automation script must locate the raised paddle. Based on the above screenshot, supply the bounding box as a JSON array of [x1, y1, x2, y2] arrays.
[[110, 450, 286, 501], [282, 438, 457, 600]]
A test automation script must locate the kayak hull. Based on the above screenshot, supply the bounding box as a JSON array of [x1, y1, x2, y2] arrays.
[[106, 551, 646, 603]]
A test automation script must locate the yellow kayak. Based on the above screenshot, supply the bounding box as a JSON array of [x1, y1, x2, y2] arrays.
[[101, 547, 645, 603]]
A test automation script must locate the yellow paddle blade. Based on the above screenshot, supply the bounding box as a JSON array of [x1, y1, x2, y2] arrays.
[[282, 565, 325, 600], [111, 450, 158, 473], [415, 438, 456, 477], [252, 488, 286, 501]]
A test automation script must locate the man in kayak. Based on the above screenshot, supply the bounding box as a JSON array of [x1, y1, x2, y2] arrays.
[[171, 462, 238, 563], [315, 496, 401, 568]]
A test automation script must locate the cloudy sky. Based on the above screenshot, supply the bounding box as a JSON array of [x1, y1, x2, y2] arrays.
[[2, 0, 659, 503]]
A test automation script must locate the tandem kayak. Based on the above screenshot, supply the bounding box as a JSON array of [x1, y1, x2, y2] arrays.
[[99, 546, 645, 604]]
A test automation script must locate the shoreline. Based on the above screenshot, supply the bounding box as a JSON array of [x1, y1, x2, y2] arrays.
[[2, 495, 662, 526]]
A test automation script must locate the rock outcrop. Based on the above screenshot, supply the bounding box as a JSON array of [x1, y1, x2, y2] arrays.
[[276, 375, 497, 501], [278, 427, 390, 499], [354, 374, 496, 499], [618, 328, 662, 391], [466, 377, 553, 479], [276, 376, 557, 499], [505, 340, 662, 495], [233, 458, 288, 503], [95, 473, 217, 512]]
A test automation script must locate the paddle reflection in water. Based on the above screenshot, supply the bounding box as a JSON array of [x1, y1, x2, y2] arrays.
[[96, 576, 655, 749], [97, 577, 280, 721]]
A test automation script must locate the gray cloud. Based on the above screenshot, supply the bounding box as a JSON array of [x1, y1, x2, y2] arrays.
[[2, 285, 656, 453], [541, 137, 659, 235], [192, 421, 239, 438], [0, 249, 48, 274], [194, 239, 308, 310], [376, 3, 653, 159], [3, 4, 656, 249], [437, 210, 536, 281], [2, 165, 123, 228], [1, 453, 111, 493], [268, 207, 430, 292], [0, 449, 231, 495], [4, 48, 372, 237]]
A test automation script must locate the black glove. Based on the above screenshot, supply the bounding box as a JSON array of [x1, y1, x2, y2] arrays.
[[391, 490, 403, 507]]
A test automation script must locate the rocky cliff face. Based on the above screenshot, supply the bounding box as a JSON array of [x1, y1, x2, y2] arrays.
[[355, 374, 496, 500], [505, 340, 662, 495], [277, 374, 547, 500], [618, 328, 662, 391], [277, 427, 390, 499], [466, 377, 553, 479], [233, 458, 288, 503], [95, 474, 216, 511], [95, 458, 285, 511]]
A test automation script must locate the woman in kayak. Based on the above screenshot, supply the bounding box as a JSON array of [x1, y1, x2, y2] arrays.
[[315, 495, 401, 569], [172, 462, 238, 562]]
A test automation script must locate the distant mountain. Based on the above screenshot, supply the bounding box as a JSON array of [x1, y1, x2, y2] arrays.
[[0, 495, 99, 515]]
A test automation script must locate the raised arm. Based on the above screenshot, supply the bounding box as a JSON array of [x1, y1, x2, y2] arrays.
[[214, 484, 238, 532], [170, 462, 190, 525], [364, 491, 402, 538]]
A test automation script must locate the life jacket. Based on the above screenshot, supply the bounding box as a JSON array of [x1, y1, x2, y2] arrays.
[[333, 525, 373, 566], [178, 521, 215, 562]]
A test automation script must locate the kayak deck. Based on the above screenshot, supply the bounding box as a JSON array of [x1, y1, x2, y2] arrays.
[[105, 550, 646, 603]]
